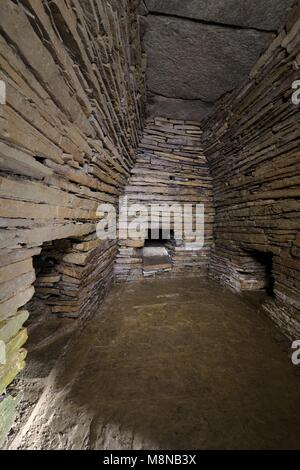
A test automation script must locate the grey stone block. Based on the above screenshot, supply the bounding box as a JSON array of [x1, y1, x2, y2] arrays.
[[144, 16, 273, 104], [144, 0, 295, 31], [147, 92, 215, 121]]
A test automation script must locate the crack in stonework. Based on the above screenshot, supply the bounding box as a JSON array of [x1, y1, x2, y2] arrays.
[[144, 10, 276, 35], [141, 0, 148, 13], [148, 89, 219, 106]]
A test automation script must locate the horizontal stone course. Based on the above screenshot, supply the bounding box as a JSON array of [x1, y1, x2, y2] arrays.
[[115, 117, 215, 281], [202, 9, 300, 339], [0, 0, 145, 442]]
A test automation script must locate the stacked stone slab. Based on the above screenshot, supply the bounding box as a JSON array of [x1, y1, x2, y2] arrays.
[[34, 235, 117, 319], [115, 117, 215, 281], [0, 0, 145, 443], [202, 3, 300, 339]]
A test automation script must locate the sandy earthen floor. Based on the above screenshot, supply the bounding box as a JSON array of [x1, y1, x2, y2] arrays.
[[6, 277, 300, 449]]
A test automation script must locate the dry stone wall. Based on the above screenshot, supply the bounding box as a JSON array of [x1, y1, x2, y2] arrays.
[[202, 5, 300, 339], [0, 0, 145, 443], [115, 117, 214, 281]]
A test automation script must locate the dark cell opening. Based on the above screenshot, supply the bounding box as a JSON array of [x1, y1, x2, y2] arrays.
[[250, 251, 275, 297], [144, 228, 174, 247], [33, 240, 70, 280]]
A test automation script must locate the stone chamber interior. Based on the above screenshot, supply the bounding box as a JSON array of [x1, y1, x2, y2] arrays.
[[0, 0, 300, 450]]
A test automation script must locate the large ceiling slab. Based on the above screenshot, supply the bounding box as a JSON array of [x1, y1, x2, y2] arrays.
[[144, 0, 295, 31], [141, 0, 296, 121]]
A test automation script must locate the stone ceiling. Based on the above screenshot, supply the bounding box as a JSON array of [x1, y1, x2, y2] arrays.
[[140, 0, 296, 121]]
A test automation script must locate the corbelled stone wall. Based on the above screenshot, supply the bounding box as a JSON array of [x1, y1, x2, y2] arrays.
[[202, 7, 300, 339], [0, 0, 145, 443], [115, 117, 214, 281]]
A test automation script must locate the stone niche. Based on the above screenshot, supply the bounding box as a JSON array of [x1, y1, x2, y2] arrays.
[[116, 224, 210, 281], [31, 236, 117, 319]]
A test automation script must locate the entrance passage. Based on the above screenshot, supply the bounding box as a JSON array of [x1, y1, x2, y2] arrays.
[[8, 277, 300, 450]]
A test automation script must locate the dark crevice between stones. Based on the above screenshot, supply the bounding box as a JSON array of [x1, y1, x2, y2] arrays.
[[141, 0, 148, 14], [148, 89, 216, 105], [144, 11, 277, 35]]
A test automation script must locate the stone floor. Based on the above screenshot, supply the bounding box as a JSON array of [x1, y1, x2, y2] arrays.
[[6, 277, 300, 449]]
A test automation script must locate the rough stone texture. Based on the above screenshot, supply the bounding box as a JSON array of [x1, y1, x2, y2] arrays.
[[202, 8, 300, 339], [115, 117, 214, 281], [144, 0, 296, 31], [138, 0, 149, 16], [32, 238, 117, 318], [0, 0, 145, 442], [1, 0, 299, 449], [0, 394, 21, 447], [147, 93, 214, 122], [143, 15, 274, 120], [6, 278, 300, 450]]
